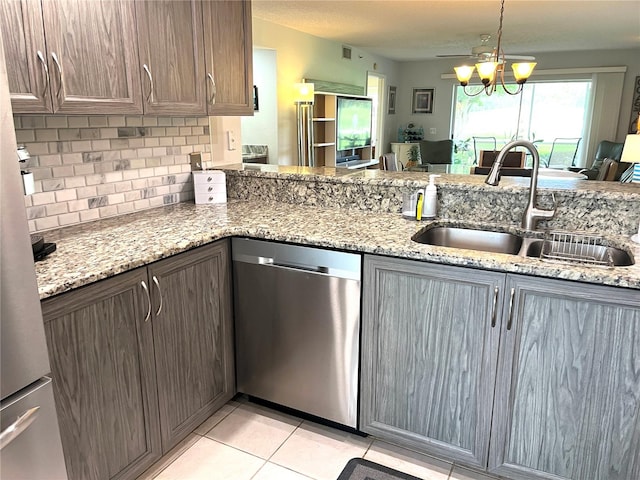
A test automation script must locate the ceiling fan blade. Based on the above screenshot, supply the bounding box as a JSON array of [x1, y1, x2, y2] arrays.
[[502, 54, 536, 61], [436, 54, 471, 58]]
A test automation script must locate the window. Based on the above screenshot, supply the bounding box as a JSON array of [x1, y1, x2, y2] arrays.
[[452, 80, 591, 167]]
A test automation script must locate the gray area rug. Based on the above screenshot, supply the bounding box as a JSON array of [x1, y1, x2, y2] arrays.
[[337, 458, 423, 480]]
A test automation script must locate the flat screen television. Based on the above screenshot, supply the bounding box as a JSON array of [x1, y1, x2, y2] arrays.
[[336, 96, 373, 152]]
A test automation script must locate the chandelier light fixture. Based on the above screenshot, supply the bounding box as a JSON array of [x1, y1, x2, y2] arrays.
[[454, 0, 536, 96]]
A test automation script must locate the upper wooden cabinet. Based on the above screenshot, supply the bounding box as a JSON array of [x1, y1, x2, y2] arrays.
[[202, 0, 254, 116], [135, 0, 207, 115], [1, 0, 143, 114], [0, 0, 50, 113]]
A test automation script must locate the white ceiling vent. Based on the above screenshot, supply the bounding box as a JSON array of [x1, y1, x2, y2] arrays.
[[342, 45, 352, 60]]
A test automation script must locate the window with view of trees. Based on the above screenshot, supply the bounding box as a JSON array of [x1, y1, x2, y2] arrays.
[[451, 81, 592, 168]]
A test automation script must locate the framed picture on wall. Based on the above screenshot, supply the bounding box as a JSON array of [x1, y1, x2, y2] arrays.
[[412, 88, 434, 114], [388, 86, 397, 114], [629, 75, 640, 134]]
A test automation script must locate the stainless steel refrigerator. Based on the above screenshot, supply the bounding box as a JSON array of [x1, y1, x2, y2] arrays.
[[0, 35, 68, 479]]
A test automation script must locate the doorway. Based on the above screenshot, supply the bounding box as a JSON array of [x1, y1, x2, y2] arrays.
[[241, 48, 278, 164]]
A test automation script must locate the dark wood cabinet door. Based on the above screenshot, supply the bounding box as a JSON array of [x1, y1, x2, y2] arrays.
[[41, 268, 161, 480], [148, 241, 235, 452], [135, 0, 206, 115], [0, 0, 52, 113], [202, 0, 254, 116], [489, 275, 640, 480], [360, 255, 505, 468], [40, 0, 143, 114]]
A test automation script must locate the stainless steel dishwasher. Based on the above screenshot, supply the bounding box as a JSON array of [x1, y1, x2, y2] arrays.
[[232, 237, 361, 428]]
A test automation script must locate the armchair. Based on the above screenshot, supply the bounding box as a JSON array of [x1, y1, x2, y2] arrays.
[[571, 140, 625, 180]]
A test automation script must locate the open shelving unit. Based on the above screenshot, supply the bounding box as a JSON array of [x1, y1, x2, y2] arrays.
[[312, 92, 374, 168]]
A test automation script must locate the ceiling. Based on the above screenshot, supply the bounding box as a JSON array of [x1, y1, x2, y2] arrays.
[[252, 0, 640, 61]]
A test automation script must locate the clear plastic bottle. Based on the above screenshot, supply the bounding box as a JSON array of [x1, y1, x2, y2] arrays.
[[423, 174, 440, 219]]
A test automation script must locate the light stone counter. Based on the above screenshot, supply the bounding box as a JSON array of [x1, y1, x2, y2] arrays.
[[36, 198, 640, 300]]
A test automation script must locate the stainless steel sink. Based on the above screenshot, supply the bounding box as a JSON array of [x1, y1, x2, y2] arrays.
[[412, 226, 523, 255], [525, 239, 634, 267]]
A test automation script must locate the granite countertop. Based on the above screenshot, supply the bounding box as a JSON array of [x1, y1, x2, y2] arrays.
[[35, 199, 640, 299]]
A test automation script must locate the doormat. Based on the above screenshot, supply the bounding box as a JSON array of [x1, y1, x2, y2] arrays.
[[337, 458, 423, 480]]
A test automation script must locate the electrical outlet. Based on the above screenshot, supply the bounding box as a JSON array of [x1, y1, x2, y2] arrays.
[[430, 128, 437, 135], [227, 130, 236, 151]]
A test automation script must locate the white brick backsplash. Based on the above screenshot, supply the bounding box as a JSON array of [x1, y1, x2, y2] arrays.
[[46, 203, 69, 216], [35, 217, 59, 231], [73, 164, 95, 176], [55, 189, 78, 202], [58, 212, 81, 226], [16, 114, 212, 232], [32, 191, 56, 205], [68, 116, 89, 127], [80, 209, 100, 222], [77, 186, 98, 199], [117, 203, 135, 214], [97, 184, 116, 196], [68, 199, 89, 212]]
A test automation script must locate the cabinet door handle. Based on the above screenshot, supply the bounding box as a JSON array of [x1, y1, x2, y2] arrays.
[[506, 287, 516, 330], [152, 275, 163, 317], [140, 280, 151, 322], [0, 406, 40, 451], [143, 64, 154, 103], [207, 73, 216, 104], [50, 52, 63, 98], [36, 51, 50, 98], [491, 286, 499, 327]]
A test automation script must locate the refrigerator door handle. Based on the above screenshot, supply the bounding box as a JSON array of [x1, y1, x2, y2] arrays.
[[0, 406, 40, 451]]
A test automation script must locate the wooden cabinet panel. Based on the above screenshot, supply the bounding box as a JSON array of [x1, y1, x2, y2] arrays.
[[489, 275, 640, 480], [0, 0, 52, 113], [40, 0, 142, 113], [135, 0, 206, 115], [148, 240, 234, 452], [361, 255, 505, 467], [41, 268, 161, 480], [202, 0, 253, 115]]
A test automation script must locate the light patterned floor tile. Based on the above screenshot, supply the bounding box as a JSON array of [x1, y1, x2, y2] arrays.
[[153, 436, 264, 480], [204, 402, 301, 459], [270, 421, 372, 480], [364, 440, 452, 480], [138, 433, 200, 480], [252, 462, 315, 480], [193, 401, 239, 435]]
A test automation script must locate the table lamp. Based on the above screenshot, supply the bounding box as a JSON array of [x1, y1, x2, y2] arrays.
[[620, 133, 640, 183]]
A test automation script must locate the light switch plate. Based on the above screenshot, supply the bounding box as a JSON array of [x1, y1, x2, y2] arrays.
[[227, 130, 236, 151]]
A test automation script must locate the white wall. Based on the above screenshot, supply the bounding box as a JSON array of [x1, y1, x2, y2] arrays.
[[241, 48, 278, 163], [252, 17, 401, 165]]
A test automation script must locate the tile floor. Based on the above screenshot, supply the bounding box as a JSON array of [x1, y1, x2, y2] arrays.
[[138, 397, 499, 480]]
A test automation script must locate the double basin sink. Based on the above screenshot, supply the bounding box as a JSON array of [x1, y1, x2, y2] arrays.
[[412, 225, 634, 267]]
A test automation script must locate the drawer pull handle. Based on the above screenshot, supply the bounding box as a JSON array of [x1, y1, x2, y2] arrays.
[[152, 275, 163, 317], [50, 52, 63, 98], [506, 287, 515, 330], [36, 51, 50, 98], [491, 286, 499, 327], [207, 72, 216, 104], [143, 64, 154, 103], [0, 406, 40, 451], [141, 280, 151, 322]]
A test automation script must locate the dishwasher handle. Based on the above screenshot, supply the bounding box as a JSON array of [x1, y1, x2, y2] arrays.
[[257, 255, 329, 274], [234, 253, 359, 280]]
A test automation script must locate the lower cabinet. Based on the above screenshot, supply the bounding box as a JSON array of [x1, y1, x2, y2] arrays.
[[41, 240, 234, 480], [361, 254, 640, 480]]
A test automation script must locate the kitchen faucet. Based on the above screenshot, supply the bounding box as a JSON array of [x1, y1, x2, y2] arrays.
[[485, 140, 556, 231]]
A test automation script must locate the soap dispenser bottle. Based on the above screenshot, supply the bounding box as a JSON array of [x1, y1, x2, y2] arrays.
[[423, 174, 440, 219]]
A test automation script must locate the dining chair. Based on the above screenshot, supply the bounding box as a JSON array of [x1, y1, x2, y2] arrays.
[[472, 137, 497, 164], [546, 137, 581, 168]]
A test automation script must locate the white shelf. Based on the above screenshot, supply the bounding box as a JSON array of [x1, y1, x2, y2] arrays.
[[313, 117, 335, 122], [313, 142, 336, 147]]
